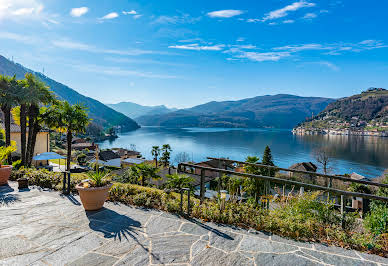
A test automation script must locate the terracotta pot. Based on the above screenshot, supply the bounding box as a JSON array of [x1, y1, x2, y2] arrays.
[[0, 165, 13, 186], [76, 183, 113, 211]]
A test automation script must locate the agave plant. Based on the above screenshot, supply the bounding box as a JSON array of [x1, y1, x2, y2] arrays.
[[87, 171, 110, 187]]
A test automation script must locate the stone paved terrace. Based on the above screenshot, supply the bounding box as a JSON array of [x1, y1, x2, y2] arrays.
[[1, 182, 387, 266]]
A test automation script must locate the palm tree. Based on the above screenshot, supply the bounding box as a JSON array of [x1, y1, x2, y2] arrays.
[[23, 73, 55, 166], [151, 146, 160, 167], [0, 75, 18, 163], [161, 144, 172, 167], [46, 101, 90, 171]]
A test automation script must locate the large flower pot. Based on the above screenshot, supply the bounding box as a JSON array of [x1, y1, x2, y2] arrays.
[[0, 165, 13, 186], [76, 183, 113, 211]]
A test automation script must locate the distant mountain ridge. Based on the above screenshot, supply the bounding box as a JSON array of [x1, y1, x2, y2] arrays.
[[136, 94, 335, 128], [0, 55, 140, 132], [107, 102, 177, 119]]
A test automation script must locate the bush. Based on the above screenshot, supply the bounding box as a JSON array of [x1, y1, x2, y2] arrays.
[[365, 205, 388, 236], [10, 168, 87, 193], [12, 160, 22, 170], [108, 183, 199, 213]]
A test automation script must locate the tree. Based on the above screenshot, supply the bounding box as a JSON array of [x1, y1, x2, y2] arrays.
[[243, 156, 264, 203], [129, 163, 160, 186], [174, 152, 191, 164], [165, 173, 194, 190], [23, 73, 55, 166], [160, 144, 172, 167], [314, 148, 332, 175], [46, 101, 90, 171], [151, 146, 160, 167], [0, 75, 18, 162], [261, 146, 276, 177]]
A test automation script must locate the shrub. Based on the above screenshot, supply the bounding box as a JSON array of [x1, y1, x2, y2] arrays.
[[12, 160, 22, 170], [365, 205, 388, 236]]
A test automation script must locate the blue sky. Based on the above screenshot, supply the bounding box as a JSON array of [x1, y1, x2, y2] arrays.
[[1, 0, 388, 108]]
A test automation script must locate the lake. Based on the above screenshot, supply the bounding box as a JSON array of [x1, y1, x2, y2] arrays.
[[98, 127, 388, 178]]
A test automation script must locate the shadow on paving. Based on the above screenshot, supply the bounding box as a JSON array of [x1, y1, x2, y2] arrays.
[[86, 208, 143, 241], [0, 184, 20, 206], [61, 194, 81, 206], [185, 217, 234, 240]]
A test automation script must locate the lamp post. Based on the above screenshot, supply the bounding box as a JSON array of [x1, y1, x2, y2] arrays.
[[220, 190, 227, 211]]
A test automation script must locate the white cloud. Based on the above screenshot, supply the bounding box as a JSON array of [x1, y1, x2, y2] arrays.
[[153, 14, 200, 24], [0, 0, 45, 20], [274, 43, 326, 52], [317, 61, 339, 71], [52, 39, 157, 56], [303, 13, 317, 19], [0, 31, 36, 43], [123, 10, 137, 15], [283, 19, 295, 24], [133, 15, 142, 19], [236, 51, 291, 62], [274, 40, 388, 55], [263, 1, 315, 21], [169, 43, 225, 51], [207, 10, 244, 18], [101, 12, 119, 20], [246, 18, 261, 23], [70, 7, 88, 17], [71, 64, 177, 79], [236, 37, 245, 42]]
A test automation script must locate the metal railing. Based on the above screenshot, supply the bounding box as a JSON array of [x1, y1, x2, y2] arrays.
[[207, 157, 388, 189], [178, 162, 388, 203]]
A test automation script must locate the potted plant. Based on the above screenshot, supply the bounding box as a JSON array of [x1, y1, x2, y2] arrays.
[[0, 144, 16, 186], [76, 171, 112, 211]]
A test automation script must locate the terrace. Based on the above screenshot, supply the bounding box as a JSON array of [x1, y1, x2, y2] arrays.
[[1, 182, 387, 265]]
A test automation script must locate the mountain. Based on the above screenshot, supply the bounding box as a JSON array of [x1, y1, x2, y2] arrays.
[[107, 102, 177, 119], [294, 88, 388, 133], [0, 55, 140, 132], [136, 94, 335, 128]]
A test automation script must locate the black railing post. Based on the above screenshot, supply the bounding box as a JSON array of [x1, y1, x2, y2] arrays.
[[67, 172, 71, 195], [200, 169, 205, 204], [187, 189, 191, 215], [63, 172, 67, 194], [341, 195, 345, 228], [180, 189, 184, 214]]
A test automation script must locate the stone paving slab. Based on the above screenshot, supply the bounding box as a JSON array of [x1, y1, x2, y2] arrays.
[[1, 182, 387, 266]]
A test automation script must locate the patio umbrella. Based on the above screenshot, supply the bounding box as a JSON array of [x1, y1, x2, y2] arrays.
[[32, 152, 66, 161]]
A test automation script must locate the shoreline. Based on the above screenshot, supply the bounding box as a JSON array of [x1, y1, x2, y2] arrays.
[[292, 127, 388, 137]]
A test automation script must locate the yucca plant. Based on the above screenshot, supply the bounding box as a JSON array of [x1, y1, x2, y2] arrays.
[[87, 171, 110, 187]]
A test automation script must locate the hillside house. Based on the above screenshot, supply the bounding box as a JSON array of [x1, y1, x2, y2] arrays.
[[0, 122, 50, 159], [288, 162, 318, 181]]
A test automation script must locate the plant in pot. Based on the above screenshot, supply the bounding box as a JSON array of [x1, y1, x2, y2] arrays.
[[0, 143, 17, 186], [76, 171, 112, 211]]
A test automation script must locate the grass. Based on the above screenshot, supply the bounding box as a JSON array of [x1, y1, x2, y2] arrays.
[[49, 159, 75, 166]]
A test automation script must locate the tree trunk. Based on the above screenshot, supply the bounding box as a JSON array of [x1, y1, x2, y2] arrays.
[[66, 130, 72, 171], [155, 156, 158, 167], [20, 104, 27, 166], [26, 105, 38, 166], [1, 106, 12, 164], [28, 123, 41, 166]]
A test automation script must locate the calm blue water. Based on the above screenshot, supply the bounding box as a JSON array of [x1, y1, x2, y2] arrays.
[[98, 127, 388, 178]]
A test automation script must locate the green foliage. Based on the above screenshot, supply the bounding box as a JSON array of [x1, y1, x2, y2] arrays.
[[76, 153, 87, 165], [117, 163, 160, 186], [109, 183, 199, 212], [12, 160, 22, 170], [243, 156, 265, 202], [0, 129, 5, 146], [160, 144, 172, 167], [348, 183, 372, 194], [165, 173, 194, 190], [151, 146, 160, 166], [10, 168, 87, 192], [87, 171, 110, 187], [261, 146, 276, 177], [0, 142, 16, 166], [364, 175, 388, 236], [364, 205, 388, 236]]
